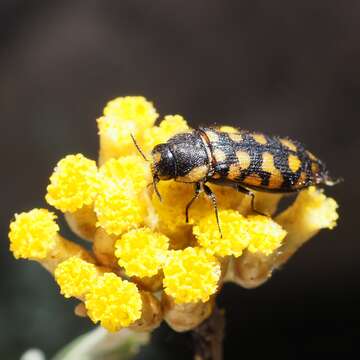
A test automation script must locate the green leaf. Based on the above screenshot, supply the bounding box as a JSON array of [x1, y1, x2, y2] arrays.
[[52, 327, 149, 360]]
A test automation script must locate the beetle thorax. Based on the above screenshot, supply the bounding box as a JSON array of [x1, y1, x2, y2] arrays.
[[151, 132, 211, 183]]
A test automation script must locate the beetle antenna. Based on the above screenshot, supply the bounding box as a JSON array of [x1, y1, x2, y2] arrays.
[[130, 133, 149, 162]]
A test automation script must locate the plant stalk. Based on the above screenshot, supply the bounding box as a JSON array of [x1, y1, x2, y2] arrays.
[[192, 306, 225, 360]]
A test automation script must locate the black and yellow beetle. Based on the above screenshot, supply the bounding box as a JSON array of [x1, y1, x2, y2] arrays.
[[132, 127, 338, 236]]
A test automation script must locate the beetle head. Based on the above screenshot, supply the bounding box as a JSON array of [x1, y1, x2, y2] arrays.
[[151, 143, 177, 181], [130, 134, 176, 201]]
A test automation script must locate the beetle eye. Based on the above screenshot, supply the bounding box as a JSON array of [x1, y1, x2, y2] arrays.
[[151, 144, 176, 180]]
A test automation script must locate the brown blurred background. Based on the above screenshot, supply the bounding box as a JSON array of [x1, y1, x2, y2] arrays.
[[1, 0, 359, 359]]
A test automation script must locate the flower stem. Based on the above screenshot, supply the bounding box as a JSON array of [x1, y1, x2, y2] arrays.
[[192, 306, 225, 360]]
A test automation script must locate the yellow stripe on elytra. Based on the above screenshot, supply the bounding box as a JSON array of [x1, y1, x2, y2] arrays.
[[228, 133, 243, 142], [213, 149, 227, 163], [252, 133, 267, 145], [244, 173, 263, 187], [262, 152, 283, 189], [261, 152, 276, 173], [307, 151, 318, 161], [176, 165, 209, 183], [227, 164, 241, 180], [236, 151, 251, 170], [204, 130, 219, 142], [280, 138, 297, 152], [288, 154, 302, 173]]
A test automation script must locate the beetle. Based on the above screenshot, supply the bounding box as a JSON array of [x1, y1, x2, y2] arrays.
[[132, 127, 338, 236]]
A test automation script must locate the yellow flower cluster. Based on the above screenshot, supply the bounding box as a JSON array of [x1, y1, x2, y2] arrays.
[[54, 256, 149, 332], [115, 228, 169, 278], [55, 257, 98, 298], [85, 273, 143, 331], [9, 209, 59, 260], [8, 96, 339, 334], [94, 156, 150, 236], [141, 114, 189, 153], [97, 96, 158, 162], [163, 247, 221, 303], [46, 154, 100, 213]]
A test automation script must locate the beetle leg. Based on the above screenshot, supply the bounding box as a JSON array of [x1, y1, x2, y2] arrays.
[[203, 184, 223, 238], [153, 176, 162, 202], [236, 185, 267, 216], [185, 182, 202, 223]]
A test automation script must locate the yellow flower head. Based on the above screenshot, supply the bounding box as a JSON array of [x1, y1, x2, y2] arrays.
[[9, 209, 59, 260], [94, 179, 147, 236], [163, 247, 221, 304], [246, 215, 287, 255], [46, 154, 99, 213], [290, 186, 339, 230], [95, 156, 150, 235], [141, 115, 190, 153], [152, 182, 243, 238], [8, 94, 341, 335], [103, 96, 158, 127], [85, 273, 142, 332], [99, 156, 151, 193], [152, 181, 194, 233], [98, 96, 158, 159], [115, 228, 169, 278], [193, 210, 251, 257], [54, 257, 98, 298]]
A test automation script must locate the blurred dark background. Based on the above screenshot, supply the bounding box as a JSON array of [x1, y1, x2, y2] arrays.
[[1, 0, 359, 359]]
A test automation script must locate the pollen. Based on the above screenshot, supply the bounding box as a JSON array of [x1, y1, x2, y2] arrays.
[[8, 94, 341, 335], [103, 96, 158, 128], [246, 215, 287, 255], [193, 210, 251, 257], [98, 96, 158, 161], [9, 209, 59, 260], [153, 181, 242, 237], [163, 247, 221, 304], [278, 186, 339, 230], [152, 181, 194, 233], [46, 154, 99, 213], [94, 178, 147, 236], [85, 273, 142, 332], [54, 257, 98, 298], [115, 228, 170, 278], [99, 156, 151, 193], [94, 154, 151, 235], [141, 114, 189, 152]]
